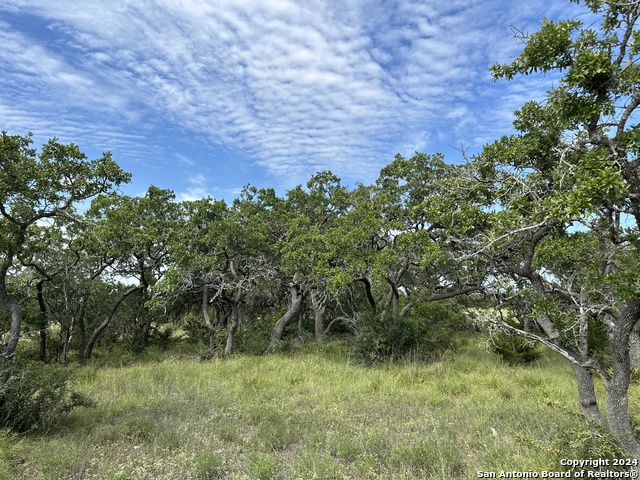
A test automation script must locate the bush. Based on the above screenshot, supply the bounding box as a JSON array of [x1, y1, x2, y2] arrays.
[[352, 300, 467, 364], [0, 359, 93, 433], [490, 331, 541, 365], [234, 315, 277, 356], [181, 310, 212, 346]]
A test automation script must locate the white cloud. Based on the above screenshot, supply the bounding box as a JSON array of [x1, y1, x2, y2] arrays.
[[0, 0, 587, 190]]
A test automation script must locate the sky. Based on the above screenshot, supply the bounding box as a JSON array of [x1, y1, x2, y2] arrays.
[[0, 0, 584, 202]]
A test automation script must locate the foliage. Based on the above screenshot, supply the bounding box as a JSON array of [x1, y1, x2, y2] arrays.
[[352, 300, 467, 363], [0, 132, 131, 359], [248, 453, 278, 480], [193, 451, 225, 479], [0, 360, 93, 433], [490, 331, 542, 365], [234, 314, 281, 356], [444, 0, 640, 457], [551, 426, 627, 472], [5, 0, 640, 465]]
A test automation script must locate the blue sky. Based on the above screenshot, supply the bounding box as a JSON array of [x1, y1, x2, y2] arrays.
[[1, 0, 581, 202]]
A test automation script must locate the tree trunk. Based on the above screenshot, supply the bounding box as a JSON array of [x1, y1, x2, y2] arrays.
[[356, 277, 376, 313], [224, 294, 241, 355], [78, 311, 87, 363], [202, 284, 217, 349], [311, 289, 326, 342], [36, 281, 47, 362], [141, 314, 153, 347], [38, 322, 47, 362], [61, 319, 73, 364], [629, 323, 640, 369], [570, 363, 604, 426], [271, 282, 304, 345], [83, 284, 144, 360], [571, 291, 604, 425], [603, 300, 640, 460], [0, 247, 22, 359], [1, 301, 22, 359]]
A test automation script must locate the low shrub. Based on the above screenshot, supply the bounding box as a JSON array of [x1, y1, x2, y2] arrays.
[[351, 300, 467, 364], [0, 359, 93, 433], [490, 331, 541, 365], [551, 426, 625, 470], [234, 315, 277, 356]]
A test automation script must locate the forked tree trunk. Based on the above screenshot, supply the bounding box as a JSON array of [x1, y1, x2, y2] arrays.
[[271, 283, 304, 345], [572, 294, 604, 426], [527, 299, 605, 426]]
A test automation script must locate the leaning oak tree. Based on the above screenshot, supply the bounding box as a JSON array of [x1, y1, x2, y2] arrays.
[[0, 132, 130, 359], [457, 0, 640, 458]]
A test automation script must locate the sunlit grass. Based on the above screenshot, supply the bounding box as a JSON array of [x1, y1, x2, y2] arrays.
[[1, 336, 624, 479]]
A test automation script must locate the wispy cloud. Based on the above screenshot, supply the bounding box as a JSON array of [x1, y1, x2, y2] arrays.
[[179, 174, 210, 202], [0, 0, 584, 192]]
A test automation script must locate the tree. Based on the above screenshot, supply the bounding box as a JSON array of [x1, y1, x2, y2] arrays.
[[371, 153, 485, 320], [0, 132, 130, 359], [18, 224, 83, 362], [449, 0, 640, 458], [273, 172, 353, 344], [156, 188, 281, 355], [81, 186, 179, 359], [157, 197, 230, 349]]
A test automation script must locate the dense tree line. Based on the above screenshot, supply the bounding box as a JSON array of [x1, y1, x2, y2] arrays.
[[2, 0, 640, 459]]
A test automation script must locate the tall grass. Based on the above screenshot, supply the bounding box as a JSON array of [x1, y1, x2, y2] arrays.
[[0, 337, 629, 479]]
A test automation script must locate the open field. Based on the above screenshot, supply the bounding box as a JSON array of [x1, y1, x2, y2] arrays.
[[1, 338, 636, 479]]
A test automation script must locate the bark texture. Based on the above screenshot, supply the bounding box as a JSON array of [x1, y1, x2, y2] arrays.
[[271, 283, 304, 345]]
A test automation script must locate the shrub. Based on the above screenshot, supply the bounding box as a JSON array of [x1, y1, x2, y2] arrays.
[[352, 300, 467, 364], [557, 427, 624, 466], [0, 359, 93, 433], [234, 315, 277, 355], [181, 310, 211, 345], [490, 331, 541, 365]]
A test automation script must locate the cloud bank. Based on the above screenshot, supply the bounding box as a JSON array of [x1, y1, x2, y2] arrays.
[[0, 0, 580, 195]]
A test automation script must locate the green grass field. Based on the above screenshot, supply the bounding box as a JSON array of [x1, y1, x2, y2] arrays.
[[1, 337, 635, 479]]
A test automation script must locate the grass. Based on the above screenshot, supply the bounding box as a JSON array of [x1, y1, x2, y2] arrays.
[[0, 336, 632, 479]]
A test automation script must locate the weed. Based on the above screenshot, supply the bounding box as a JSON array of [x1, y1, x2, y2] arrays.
[[115, 417, 156, 442], [295, 450, 348, 479], [194, 451, 225, 479], [248, 453, 278, 479], [325, 429, 361, 461]]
